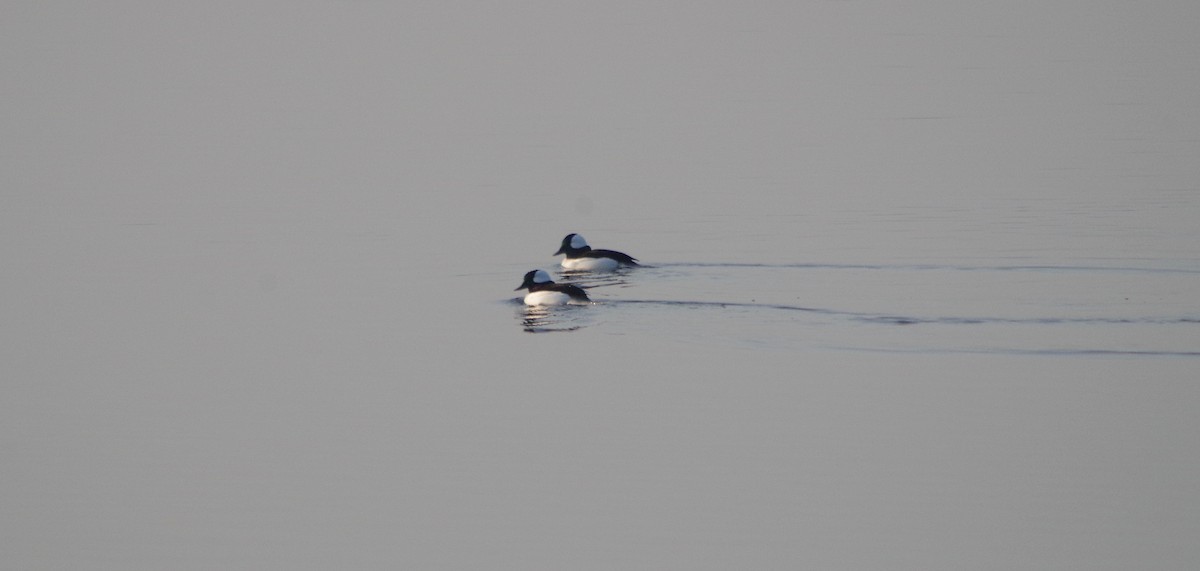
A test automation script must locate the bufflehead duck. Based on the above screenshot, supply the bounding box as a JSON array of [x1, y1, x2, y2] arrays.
[[554, 233, 639, 271], [514, 269, 591, 306]]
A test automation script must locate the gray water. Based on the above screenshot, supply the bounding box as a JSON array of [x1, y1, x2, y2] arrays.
[[4, 2, 1200, 569]]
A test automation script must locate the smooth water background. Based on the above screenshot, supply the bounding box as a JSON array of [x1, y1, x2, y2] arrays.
[[4, 1, 1200, 569]]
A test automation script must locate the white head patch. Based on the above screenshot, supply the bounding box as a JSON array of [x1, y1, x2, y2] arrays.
[[570, 234, 589, 249], [532, 269, 553, 284]]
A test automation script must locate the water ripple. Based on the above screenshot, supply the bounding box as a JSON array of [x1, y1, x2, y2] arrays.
[[653, 262, 1200, 275], [514, 301, 593, 333], [825, 346, 1200, 358], [610, 299, 1200, 327]]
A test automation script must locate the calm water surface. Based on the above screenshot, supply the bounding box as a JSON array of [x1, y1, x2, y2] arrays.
[[4, 2, 1200, 570]]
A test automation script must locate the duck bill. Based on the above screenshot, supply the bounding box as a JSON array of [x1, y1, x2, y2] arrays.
[[553, 246, 566, 255], [514, 283, 527, 291]]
